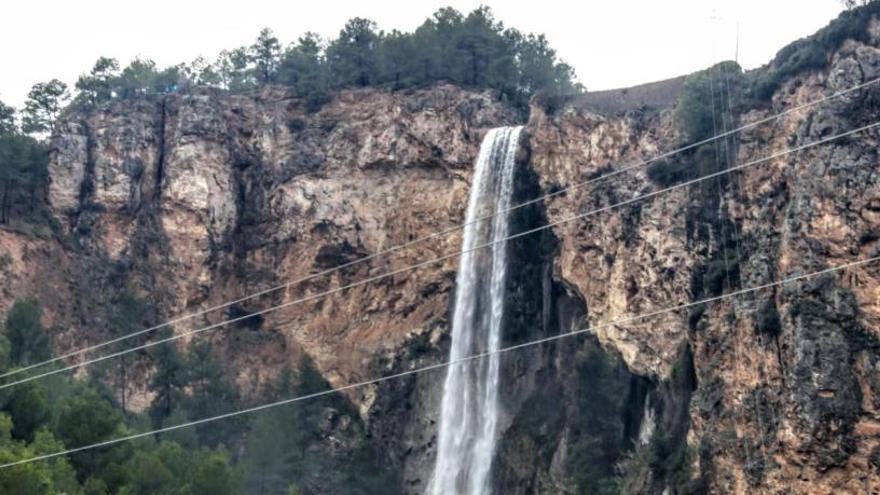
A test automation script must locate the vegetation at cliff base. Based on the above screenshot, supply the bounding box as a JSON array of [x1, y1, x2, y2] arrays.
[[0, 297, 392, 494]]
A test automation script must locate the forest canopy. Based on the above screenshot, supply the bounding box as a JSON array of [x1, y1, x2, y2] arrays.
[[0, 6, 580, 139], [0, 6, 579, 228]]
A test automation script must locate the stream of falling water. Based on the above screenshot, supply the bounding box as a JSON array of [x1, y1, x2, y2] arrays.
[[428, 126, 522, 495]]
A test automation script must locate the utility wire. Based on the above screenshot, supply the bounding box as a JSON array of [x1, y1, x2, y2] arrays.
[[2, 119, 878, 391], [707, 57, 756, 471], [2, 254, 876, 469], [5, 75, 878, 381]]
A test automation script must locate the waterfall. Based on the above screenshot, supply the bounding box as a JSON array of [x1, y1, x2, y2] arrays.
[[429, 126, 522, 495], [638, 397, 656, 446]]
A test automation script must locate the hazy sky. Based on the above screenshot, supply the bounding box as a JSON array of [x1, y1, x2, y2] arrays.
[[1, 0, 846, 108]]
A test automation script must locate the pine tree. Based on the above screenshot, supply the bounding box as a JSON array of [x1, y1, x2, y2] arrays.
[[21, 80, 69, 135], [250, 28, 281, 85], [0, 101, 15, 136], [457, 7, 499, 87], [216, 48, 253, 91], [75, 57, 120, 107], [0, 135, 48, 224], [54, 386, 129, 484], [3, 300, 51, 367], [327, 18, 380, 87], [114, 58, 160, 99], [379, 30, 417, 88], [183, 339, 241, 447], [148, 327, 188, 428], [106, 292, 148, 414]]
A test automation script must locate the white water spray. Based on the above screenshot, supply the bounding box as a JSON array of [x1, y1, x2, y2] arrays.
[[429, 126, 522, 495]]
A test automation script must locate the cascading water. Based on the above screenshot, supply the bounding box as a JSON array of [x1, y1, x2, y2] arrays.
[[429, 126, 522, 495]]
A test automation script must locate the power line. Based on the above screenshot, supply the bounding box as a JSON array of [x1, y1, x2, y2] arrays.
[[5, 75, 878, 382], [2, 254, 876, 470], [707, 55, 756, 471], [2, 119, 877, 391]]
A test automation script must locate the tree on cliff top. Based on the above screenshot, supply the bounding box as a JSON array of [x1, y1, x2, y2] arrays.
[[21, 80, 69, 135], [0, 101, 15, 136], [54, 6, 580, 113], [75, 57, 120, 107], [327, 18, 381, 87], [0, 99, 52, 228], [250, 28, 281, 85]]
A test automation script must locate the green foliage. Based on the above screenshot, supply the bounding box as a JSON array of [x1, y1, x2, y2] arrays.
[[185, 56, 222, 87], [75, 57, 120, 108], [647, 61, 744, 189], [1, 381, 50, 441], [182, 339, 242, 447], [115, 58, 163, 99], [94, 291, 151, 413], [699, 252, 740, 298], [0, 331, 9, 373], [278, 32, 329, 107], [216, 48, 254, 91], [72, 56, 188, 109], [0, 101, 55, 232], [0, 132, 50, 226], [326, 18, 381, 88], [243, 359, 395, 494], [568, 345, 631, 494], [646, 158, 692, 187], [54, 386, 128, 480], [0, 98, 53, 230], [0, 101, 15, 136], [122, 449, 176, 495], [148, 327, 188, 427], [0, 296, 242, 493], [21, 80, 69, 135], [59, 6, 578, 113], [4, 300, 51, 367], [190, 450, 241, 495], [752, 1, 880, 100], [646, 427, 695, 493], [618, 346, 700, 494], [675, 61, 745, 145], [0, 414, 81, 495], [755, 298, 782, 338], [31, 430, 81, 494], [379, 30, 417, 88], [250, 28, 281, 85]]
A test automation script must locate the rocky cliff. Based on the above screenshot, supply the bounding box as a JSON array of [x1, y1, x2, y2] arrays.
[[524, 18, 880, 494], [2, 14, 880, 495]]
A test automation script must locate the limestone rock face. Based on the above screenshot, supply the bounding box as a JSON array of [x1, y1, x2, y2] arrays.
[[43, 83, 515, 387], [525, 29, 880, 494], [16, 83, 518, 490]]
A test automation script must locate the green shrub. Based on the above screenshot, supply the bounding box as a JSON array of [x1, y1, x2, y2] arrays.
[[675, 61, 745, 144], [647, 159, 693, 187], [700, 253, 739, 298], [3, 300, 51, 367], [755, 298, 782, 338], [752, 2, 880, 101]]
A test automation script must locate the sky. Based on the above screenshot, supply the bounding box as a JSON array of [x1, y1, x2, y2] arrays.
[[0, 0, 846, 108]]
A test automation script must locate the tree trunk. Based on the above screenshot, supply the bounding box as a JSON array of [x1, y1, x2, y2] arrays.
[[119, 356, 127, 414], [471, 49, 479, 86], [1, 180, 8, 224]]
